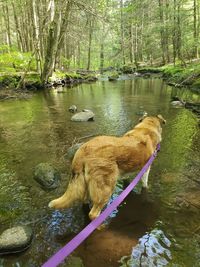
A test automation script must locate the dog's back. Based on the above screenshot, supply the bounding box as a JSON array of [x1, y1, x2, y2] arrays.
[[72, 116, 162, 175]]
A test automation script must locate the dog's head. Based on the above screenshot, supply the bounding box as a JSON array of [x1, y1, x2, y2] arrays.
[[156, 114, 166, 125], [139, 114, 166, 125]]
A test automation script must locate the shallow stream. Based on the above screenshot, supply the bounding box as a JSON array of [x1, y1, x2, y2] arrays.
[[0, 77, 200, 267]]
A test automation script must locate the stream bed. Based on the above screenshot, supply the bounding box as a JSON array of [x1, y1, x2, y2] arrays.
[[0, 77, 200, 267]]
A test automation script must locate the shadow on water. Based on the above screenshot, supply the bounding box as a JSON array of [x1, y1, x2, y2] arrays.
[[0, 77, 200, 266]]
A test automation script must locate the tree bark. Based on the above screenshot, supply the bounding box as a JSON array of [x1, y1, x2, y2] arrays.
[[194, 0, 199, 58], [87, 17, 93, 70], [158, 0, 166, 65], [120, 0, 126, 65], [2, 3, 12, 47], [12, 1, 24, 52]]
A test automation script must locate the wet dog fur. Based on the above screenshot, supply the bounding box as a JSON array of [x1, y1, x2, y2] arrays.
[[49, 115, 166, 221]]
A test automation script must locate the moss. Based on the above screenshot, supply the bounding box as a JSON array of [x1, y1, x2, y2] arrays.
[[160, 62, 200, 91], [0, 75, 21, 88], [24, 73, 40, 82], [120, 65, 135, 73], [0, 73, 42, 90], [191, 78, 200, 89], [51, 71, 83, 81], [106, 70, 119, 77], [49, 71, 97, 85]]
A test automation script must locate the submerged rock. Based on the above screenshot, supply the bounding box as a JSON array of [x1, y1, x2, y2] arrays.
[[128, 229, 171, 267], [69, 105, 77, 113], [66, 256, 84, 267], [0, 226, 33, 255], [71, 110, 95, 122], [34, 163, 60, 190], [108, 75, 119, 81], [65, 142, 84, 160]]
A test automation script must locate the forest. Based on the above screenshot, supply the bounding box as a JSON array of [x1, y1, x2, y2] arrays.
[[0, 0, 200, 85]]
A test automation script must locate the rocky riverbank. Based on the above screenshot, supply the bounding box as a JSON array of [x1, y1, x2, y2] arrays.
[[0, 70, 98, 100], [1, 63, 200, 101]]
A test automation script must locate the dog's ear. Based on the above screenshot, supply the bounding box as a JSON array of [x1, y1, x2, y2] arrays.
[[138, 113, 148, 122], [157, 114, 166, 124]]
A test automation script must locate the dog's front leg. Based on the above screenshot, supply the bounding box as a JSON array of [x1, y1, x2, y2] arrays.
[[141, 166, 151, 188]]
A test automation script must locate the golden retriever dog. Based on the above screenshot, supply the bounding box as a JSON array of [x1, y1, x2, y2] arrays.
[[49, 115, 166, 221]]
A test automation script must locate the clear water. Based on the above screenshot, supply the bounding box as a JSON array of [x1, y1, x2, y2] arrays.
[[0, 77, 200, 267]]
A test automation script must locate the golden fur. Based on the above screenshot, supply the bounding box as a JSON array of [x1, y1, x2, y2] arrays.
[[49, 115, 166, 221]]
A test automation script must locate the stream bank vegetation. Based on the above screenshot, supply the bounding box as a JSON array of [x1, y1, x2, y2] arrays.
[[0, 0, 200, 93]]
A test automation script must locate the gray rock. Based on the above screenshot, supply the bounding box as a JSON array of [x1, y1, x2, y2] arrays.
[[64, 143, 83, 160], [0, 226, 33, 255], [34, 163, 60, 190], [71, 110, 95, 122], [69, 105, 77, 113], [108, 75, 119, 81]]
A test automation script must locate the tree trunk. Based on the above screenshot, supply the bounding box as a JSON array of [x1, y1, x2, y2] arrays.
[[177, 1, 182, 59], [194, 0, 199, 58], [165, 0, 170, 62], [2, 3, 12, 47], [172, 0, 177, 65], [134, 25, 139, 69], [12, 1, 24, 52], [32, 0, 42, 73], [158, 0, 166, 65], [87, 17, 93, 70], [120, 0, 126, 65], [41, 0, 65, 84]]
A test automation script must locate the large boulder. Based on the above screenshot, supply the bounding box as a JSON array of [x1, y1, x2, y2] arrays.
[[71, 110, 95, 122], [34, 163, 60, 190], [0, 226, 33, 255]]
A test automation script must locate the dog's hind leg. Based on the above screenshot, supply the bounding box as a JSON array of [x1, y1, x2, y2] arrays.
[[141, 166, 151, 188], [87, 162, 119, 221]]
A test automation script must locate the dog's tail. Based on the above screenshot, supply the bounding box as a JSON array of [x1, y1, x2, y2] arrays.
[[48, 171, 87, 209]]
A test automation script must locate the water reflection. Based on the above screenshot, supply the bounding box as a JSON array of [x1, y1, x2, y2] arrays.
[[128, 229, 171, 267]]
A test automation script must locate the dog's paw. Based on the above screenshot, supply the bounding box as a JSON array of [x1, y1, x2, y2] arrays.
[[48, 200, 55, 208], [97, 224, 107, 231]]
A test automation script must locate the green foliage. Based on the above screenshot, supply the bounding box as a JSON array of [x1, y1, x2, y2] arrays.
[[161, 62, 200, 90], [106, 70, 119, 77], [0, 50, 36, 72], [161, 65, 183, 76], [50, 70, 82, 80]]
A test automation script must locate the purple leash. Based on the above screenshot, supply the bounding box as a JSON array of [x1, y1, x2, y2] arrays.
[[42, 144, 160, 267]]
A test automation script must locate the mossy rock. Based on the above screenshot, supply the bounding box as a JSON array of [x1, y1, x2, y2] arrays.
[[0, 75, 21, 88], [107, 70, 119, 81], [64, 142, 84, 160], [120, 65, 135, 73], [33, 163, 60, 190]]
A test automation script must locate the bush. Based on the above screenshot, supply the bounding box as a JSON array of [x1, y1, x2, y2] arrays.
[[0, 50, 36, 72]]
